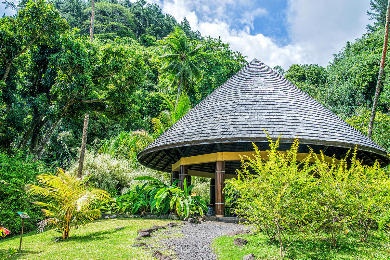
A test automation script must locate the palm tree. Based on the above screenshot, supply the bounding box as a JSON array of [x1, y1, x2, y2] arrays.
[[152, 94, 191, 137], [26, 169, 110, 239], [98, 129, 155, 163], [160, 27, 203, 108]]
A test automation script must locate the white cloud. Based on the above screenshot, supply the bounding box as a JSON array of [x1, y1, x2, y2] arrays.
[[152, 0, 372, 69], [241, 8, 268, 29], [286, 0, 371, 66], [2, 0, 371, 70]]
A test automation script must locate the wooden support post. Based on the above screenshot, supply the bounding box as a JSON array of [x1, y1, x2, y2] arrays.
[[19, 218, 24, 251], [210, 178, 215, 205], [178, 165, 188, 190], [215, 161, 225, 217], [171, 170, 179, 186]]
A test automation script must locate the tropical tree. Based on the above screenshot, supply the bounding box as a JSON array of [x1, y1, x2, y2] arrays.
[[368, 0, 389, 31], [368, 0, 390, 137], [159, 27, 203, 108], [26, 169, 110, 239], [8, 32, 146, 157], [284, 64, 328, 105], [77, 0, 95, 178], [98, 130, 154, 165], [82, 1, 136, 40], [152, 94, 191, 137], [0, 0, 68, 84], [191, 36, 247, 104]]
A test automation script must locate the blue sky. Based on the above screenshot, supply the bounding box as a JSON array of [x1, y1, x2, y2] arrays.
[[147, 0, 371, 68], [0, 3, 16, 17], [208, 0, 291, 46], [1, 0, 372, 69]]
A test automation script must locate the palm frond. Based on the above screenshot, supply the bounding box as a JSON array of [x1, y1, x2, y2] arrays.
[[26, 169, 110, 239]]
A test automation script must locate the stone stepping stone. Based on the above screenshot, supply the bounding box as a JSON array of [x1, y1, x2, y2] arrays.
[[233, 237, 248, 247], [226, 230, 251, 237]]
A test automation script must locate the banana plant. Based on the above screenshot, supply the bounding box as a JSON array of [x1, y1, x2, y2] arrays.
[[155, 178, 207, 218], [135, 176, 173, 215]]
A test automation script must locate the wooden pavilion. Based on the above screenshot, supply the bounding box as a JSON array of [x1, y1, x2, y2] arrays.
[[138, 59, 389, 217]]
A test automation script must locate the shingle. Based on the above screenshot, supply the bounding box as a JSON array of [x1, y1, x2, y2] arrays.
[[138, 59, 389, 171]]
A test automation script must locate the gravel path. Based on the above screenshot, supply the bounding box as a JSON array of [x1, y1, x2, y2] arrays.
[[151, 221, 246, 260]]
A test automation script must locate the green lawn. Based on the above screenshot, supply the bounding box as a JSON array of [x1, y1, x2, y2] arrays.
[[4, 219, 389, 260], [0, 218, 177, 260], [213, 232, 390, 259]]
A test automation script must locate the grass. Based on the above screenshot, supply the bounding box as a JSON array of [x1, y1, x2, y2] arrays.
[[212, 231, 390, 259], [0, 218, 178, 260], [4, 218, 389, 259]]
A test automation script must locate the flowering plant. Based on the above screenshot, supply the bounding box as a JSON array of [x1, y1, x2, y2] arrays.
[[0, 227, 10, 237]]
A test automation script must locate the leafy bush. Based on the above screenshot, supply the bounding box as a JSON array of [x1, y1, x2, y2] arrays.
[[346, 108, 390, 152], [227, 137, 390, 257], [68, 151, 168, 195], [311, 149, 390, 245], [101, 177, 175, 216], [100, 182, 153, 215], [0, 153, 44, 236], [227, 139, 315, 257], [155, 178, 207, 218], [98, 130, 153, 167], [100, 176, 207, 218], [26, 169, 110, 239]]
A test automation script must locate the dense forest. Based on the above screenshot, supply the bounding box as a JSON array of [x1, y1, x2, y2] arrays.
[[284, 0, 390, 152], [1, 0, 389, 167], [1, 0, 390, 234], [0, 0, 247, 167]]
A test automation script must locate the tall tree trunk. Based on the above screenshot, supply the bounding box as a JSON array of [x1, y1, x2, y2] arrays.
[[1, 62, 12, 84], [29, 118, 49, 153], [77, 114, 89, 178], [175, 79, 182, 109], [368, 0, 390, 138], [89, 0, 95, 42], [77, 0, 95, 177], [17, 114, 45, 150]]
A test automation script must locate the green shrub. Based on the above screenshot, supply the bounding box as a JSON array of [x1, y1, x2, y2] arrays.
[[101, 176, 208, 217], [155, 178, 207, 218], [311, 150, 390, 245], [68, 151, 168, 195], [227, 137, 390, 257], [227, 138, 315, 257], [100, 181, 157, 216], [0, 153, 44, 236]]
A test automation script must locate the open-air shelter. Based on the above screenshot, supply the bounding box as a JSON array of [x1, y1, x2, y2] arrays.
[[138, 59, 389, 217]]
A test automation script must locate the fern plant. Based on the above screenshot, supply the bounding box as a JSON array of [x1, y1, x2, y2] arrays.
[[26, 169, 110, 239]]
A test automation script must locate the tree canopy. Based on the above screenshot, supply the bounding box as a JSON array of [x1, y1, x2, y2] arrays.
[[0, 0, 247, 168]]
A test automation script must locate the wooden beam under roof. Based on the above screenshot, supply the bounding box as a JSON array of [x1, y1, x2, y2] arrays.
[[171, 151, 339, 171]]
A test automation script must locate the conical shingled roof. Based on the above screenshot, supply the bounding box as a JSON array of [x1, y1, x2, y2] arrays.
[[138, 59, 389, 174]]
